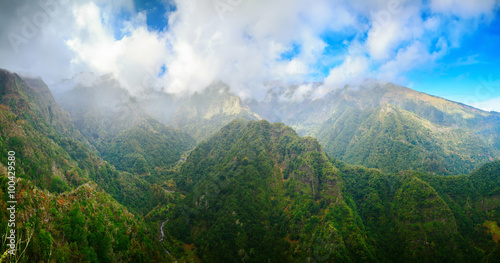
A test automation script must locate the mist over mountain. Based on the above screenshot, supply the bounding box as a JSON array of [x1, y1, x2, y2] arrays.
[[0, 68, 171, 261], [247, 80, 500, 174], [53, 72, 500, 175]]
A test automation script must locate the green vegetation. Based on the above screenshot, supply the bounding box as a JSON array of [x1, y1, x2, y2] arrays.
[[315, 104, 497, 175], [163, 120, 376, 262], [0, 179, 168, 262], [0, 69, 175, 261], [103, 118, 195, 175], [336, 158, 500, 262], [159, 120, 500, 262], [166, 84, 262, 142], [1, 70, 499, 262], [249, 81, 500, 175]]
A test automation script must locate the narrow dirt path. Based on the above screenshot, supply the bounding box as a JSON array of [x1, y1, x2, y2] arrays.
[[159, 219, 177, 262]]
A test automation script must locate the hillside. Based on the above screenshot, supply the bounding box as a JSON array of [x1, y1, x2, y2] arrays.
[[0, 69, 102, 192], [248, 81, 500, 174], [102, 117, 195, 175], [56, 74, 196, 183], [57, 77, 260, 144], [315, 104, 496, 174], [336, 158, 500, 262], [0, 69, 170, 262], [56, 75, 500, 175], [163, 120, 375, 262], [139, 82, 262, 141], [2, 68, 499, 262], [150, 120, 500, 262], [0, 179, 168, 262]]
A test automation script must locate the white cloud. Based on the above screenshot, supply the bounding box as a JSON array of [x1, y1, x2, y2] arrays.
[[65, 2, 170, 95], [0, 0, 135, 86], [0, 0, 498, 99], [376, 39, 447, 82], [317, 55, 369, 97], [472, 97, 500, 112], [158, 0, 351, 98], [430, 0, 498, 18]]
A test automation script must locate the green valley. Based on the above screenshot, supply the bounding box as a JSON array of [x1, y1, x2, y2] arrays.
[[1, 69, 499, 262]]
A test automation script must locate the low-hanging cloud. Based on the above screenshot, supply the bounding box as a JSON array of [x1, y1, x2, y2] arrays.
[[0, 0, 498, 99]]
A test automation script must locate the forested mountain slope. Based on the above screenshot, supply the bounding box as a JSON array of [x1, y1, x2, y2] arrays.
[[102, 117, 195, 175], [336, 158, 500, 262], [1, 68, 103, 192], [57, 74, 499, 175], [56, 77, 260, 144], [248, 81, 500, 174], [156, 120, 500, 262], [141, 82, 262, 142], [55, 75, 196, 168], [315, 104, 496, 174], [0, 179, 168, 262], [2, 68, 499, 262], [164, 120, 375, 262], [0, 68, 169, 261]]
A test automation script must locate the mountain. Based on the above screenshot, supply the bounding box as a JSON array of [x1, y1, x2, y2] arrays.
[[154, 119, 500, 262], [54, 73, 139, 150], [0, 68, 101, 191], [55, 74, 196, 175], [2, 72, 90, 146], [315, 103, 497, 175], [0, 68, 168, 261], [139, 81, 261, 141], [337, 158, 500, 262], [0, 179, 168, 262], [102, 117, 195, 175], [2, 67, 499, 262], [248, 81, 500, 174], [57, 77, 260, 144], [57, 74, 500, 175], [0, 70, 173, 214], [164, 120, 375, 262]]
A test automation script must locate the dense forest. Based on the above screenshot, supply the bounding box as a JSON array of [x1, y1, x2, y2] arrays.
[[156, 120, 500, 262], [0, 69, 169, 262], [1, 69, 499, 262], [249, 82, 500, 175]]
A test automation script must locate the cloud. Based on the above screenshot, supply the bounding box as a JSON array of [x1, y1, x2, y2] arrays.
[[159, 0, 352, 99], [0, 0, 135, 86], [430, 0, 497, 18], [366, 1, 424, 61], [472, 97, 500, 112], [0, 0, 498, 99], [376, 38, 448, 82], [320, 55, 369, 94], [357, 0, 496, 85], [66, 2, 169, 94]]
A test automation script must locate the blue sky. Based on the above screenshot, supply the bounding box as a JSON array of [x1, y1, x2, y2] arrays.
[[133, 0, 500, 106], [0, 0, 499, 110], [407, 11, 500, 105], [134, 0, 173, 32]]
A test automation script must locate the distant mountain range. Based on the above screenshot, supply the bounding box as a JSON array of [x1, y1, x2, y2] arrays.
[[248, 81, 500, 175], [55, 74, 500, 175]]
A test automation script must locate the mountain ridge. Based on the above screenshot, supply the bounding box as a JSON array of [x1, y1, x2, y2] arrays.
[[1, 69, 499, 262], [246, 80, 500, 174]]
